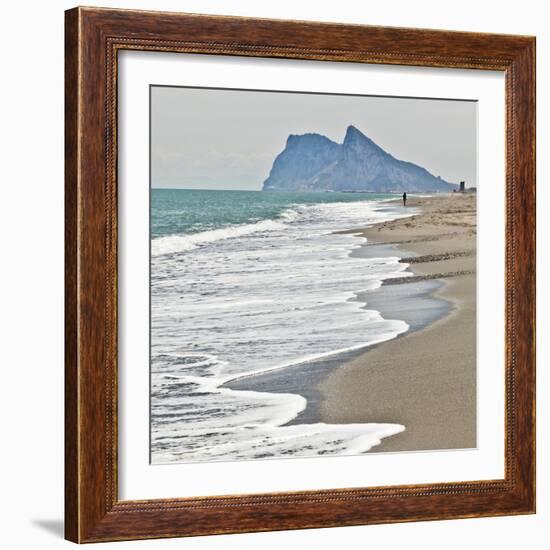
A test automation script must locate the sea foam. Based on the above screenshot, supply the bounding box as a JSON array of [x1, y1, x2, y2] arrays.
[[151, 199, 414, 463]]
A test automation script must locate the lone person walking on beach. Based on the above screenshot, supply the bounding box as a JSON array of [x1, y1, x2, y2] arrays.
[[402, 192, 407, 206]]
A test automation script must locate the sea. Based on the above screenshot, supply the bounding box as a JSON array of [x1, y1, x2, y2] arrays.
[[150, 188, 414, 463]]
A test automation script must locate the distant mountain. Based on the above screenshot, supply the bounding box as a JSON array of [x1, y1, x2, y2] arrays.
[[262, 125, 456, 193]]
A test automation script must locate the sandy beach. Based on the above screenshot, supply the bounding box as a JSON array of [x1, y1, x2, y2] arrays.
[[320, 193, 477, 452]]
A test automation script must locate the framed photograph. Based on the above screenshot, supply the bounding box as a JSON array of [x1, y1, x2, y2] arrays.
[[65, 7, 536, 543]]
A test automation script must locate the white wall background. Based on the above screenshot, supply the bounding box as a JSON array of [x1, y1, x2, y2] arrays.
[[0, 1, 546, 548]]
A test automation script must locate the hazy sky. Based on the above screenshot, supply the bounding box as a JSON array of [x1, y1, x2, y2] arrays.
[[151, 86, 477, 190]]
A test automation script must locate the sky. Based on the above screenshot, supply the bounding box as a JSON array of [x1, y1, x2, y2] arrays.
[[151, 85, 477, 190]]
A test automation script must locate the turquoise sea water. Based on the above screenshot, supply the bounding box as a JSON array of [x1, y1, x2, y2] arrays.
[[151, 189, 395, 238]]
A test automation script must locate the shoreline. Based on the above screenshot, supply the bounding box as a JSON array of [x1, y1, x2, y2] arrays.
[[224, 273, 450, 427], [320, 193, 477, 452], [226, 194, 476, 455]]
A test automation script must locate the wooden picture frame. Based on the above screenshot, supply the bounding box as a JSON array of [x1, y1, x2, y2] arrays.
[[65, 6, 536, 543]]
